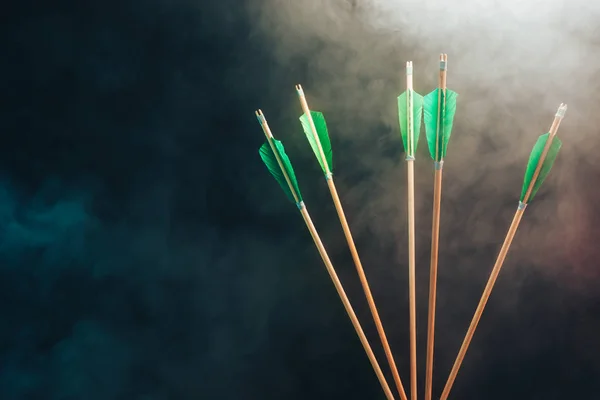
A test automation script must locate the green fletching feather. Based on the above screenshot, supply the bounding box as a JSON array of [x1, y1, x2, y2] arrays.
[[423, 88, 458, 161], [299, 111, 333, 174], [397, 90, 424, 157], [520, 133, 562, 202], [259, 140, 303, 203]]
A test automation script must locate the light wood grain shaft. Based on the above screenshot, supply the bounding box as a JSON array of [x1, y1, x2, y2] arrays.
[[440, 207, 525, 400], [406, 61, 414, 156], [296, 85, 331, 176], [407, 160, 417, 400], [425, 54, 447, 399], [299, 206, 396, 400], [439, 104, 566, 399], [440, 54, 447, 90], [327, 178, 408, 400], [435, 54, 448, 161], [425, 167, 443, 400], [522, 105, 565, 203], [256, 110, 301, 204]]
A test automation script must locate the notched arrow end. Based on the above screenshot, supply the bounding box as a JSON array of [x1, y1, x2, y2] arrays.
[[556, 103, 567, 119], [440, 53, 448, 70], [255, 109, 265, 125]]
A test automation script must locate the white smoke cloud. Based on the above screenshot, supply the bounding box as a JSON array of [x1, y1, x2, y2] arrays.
[[247, 0, 600, 287]]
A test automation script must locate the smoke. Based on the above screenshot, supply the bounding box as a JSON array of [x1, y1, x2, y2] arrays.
[[247, 0, 600, 289], [244, 3, 600, 395], [0, 176, 315, 398], [0, 1, 315, 397], [2, 0, 600, 398]]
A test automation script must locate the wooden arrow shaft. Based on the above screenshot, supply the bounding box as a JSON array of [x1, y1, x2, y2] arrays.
[[296, 85, 331, 176], [327, 178, 408, 400], [299, 205, 396, 400], [440, 206, 525, 400], [425, 166, 443, 400], [522, 105, 566, 203], [407, 159, 417, 400]]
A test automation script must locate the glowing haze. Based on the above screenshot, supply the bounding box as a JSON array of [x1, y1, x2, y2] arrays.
[[248, 0, 600, 288]]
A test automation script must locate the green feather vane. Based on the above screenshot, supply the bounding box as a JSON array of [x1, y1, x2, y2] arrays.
[[520, 133, 562, 203], [259, 139, 303, 203], [398, 90, 424, 157], [299, 111, 333, 175], [423, 88, 458, 162]]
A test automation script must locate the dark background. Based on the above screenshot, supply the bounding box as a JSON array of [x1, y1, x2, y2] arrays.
[[1, 0, 599, 399]]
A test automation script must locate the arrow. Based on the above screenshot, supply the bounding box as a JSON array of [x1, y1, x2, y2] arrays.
[[422, 53, 459, 400], [439, 103, 567, 400], [397, 60, 424, 400], [295, 85, 408, 400], [255, 109, 396, 400]]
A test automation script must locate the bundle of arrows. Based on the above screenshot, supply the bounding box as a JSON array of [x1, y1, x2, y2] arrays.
[[253, 53, 567, 400]]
